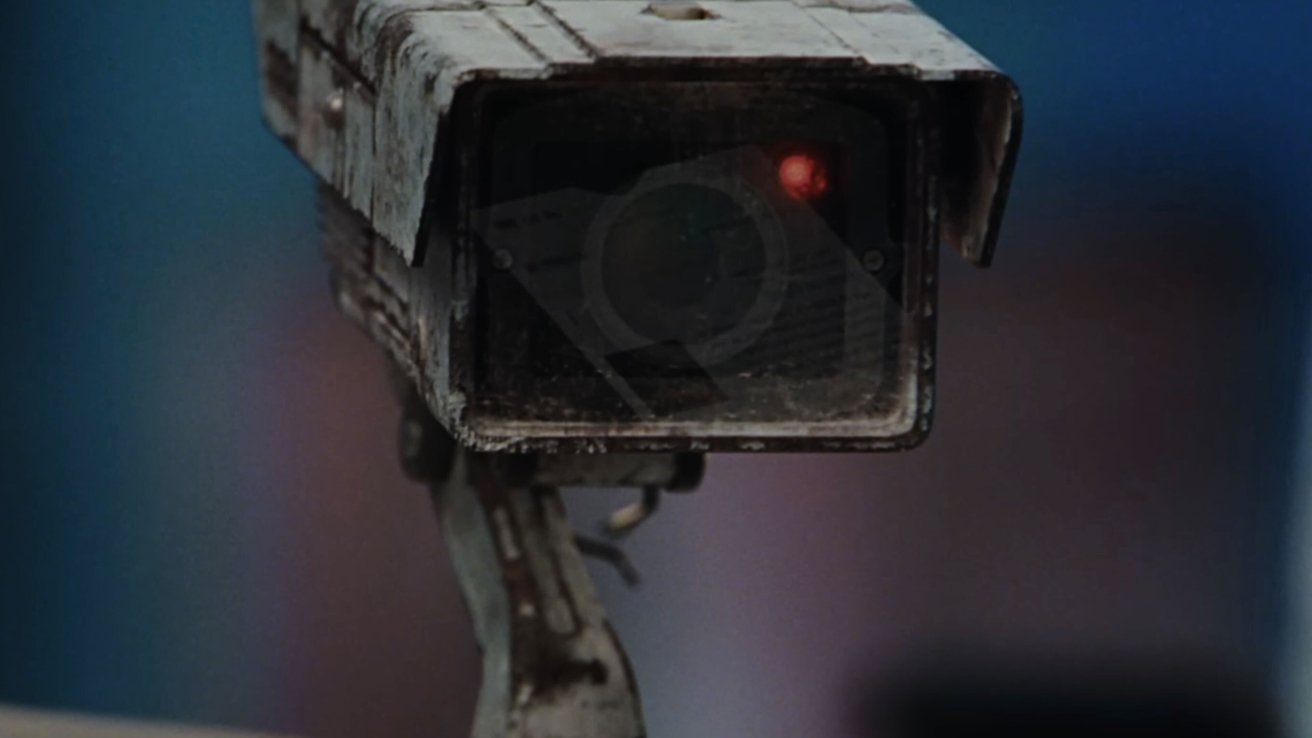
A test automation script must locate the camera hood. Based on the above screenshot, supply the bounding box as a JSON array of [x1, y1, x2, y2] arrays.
[[255, 0, 1022, 267]]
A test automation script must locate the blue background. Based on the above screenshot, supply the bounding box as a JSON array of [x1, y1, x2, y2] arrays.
[[1, 2, 1309, 736]]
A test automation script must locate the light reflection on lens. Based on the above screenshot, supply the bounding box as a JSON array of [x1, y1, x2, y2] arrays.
[[778, 153, 829, 200]]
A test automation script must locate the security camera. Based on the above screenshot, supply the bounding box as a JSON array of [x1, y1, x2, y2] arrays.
[[254, 0, 1022, 454]]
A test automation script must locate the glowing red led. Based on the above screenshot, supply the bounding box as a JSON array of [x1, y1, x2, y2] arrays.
[[777, 154, 829, 200]]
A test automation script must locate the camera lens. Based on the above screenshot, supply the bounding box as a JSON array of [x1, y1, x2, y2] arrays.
[[600, 184, 765, 349], [584, 176, 791, 370]]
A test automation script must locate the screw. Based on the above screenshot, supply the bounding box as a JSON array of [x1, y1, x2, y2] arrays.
[[322, 89, 346, 128], [861, 249, 886, 273], [492, 249, 515, 271]]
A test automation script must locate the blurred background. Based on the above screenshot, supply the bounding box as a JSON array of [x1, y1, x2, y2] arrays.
[[1, 1, 1309, 736]]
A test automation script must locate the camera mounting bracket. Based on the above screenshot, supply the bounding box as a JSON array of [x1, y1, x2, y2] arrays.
[[396, 378, 688, 738]]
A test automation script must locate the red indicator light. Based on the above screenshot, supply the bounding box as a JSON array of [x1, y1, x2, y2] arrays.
[[778, 153, 828, 200]]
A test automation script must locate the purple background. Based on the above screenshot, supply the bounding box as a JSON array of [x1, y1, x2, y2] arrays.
[[1, 1, 1309, 736]]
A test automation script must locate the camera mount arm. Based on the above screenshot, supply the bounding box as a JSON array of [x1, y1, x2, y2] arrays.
[[402, 389, 644, 738], [396, 379, 701, 738]]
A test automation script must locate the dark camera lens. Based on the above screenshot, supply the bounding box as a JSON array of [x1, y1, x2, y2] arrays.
[[476, 83, 904, 425], [599, 184, 766, 352]]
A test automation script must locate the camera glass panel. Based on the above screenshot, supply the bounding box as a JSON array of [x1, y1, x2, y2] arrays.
[[467, 83, 918, 425]]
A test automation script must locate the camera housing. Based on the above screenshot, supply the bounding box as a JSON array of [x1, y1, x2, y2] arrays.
[[254, 0, 1023, 453]]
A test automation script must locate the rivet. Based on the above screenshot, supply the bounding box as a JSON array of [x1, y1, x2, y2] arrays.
[[861, 249, 886, 273], [322, 89, 346, 128]]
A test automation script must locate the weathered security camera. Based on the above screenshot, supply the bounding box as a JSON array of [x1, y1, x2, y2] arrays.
[[254, 0, 1022, 454], [254, 4, 1024, 731]]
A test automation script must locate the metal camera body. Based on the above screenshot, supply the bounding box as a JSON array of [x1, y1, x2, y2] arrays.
[[253, 0, 1022, 454]]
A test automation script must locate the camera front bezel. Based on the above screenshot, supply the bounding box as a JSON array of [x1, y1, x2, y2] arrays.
[[435, 70, 940, 453]]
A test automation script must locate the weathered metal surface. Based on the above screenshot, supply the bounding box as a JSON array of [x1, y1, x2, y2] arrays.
[[254, 0, 1021, 267], [435, 453, 646, 738], [253, 0, 299, 142], [539, 0, 858, 60], [297, 31, 376, 215], [321, 185, 419, 379]]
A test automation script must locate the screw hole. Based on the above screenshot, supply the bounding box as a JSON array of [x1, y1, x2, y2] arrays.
[[647, 2, 714, 20], [861, 249, 886, 273]]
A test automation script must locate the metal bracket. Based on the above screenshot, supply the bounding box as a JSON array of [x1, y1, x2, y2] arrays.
[[434, 454, 646, 738], [397, 382, 701, 737]]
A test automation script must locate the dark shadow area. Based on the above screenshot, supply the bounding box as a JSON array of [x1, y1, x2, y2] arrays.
[[856, 660, 1278, 738]]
